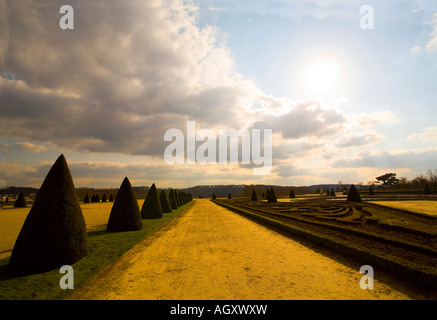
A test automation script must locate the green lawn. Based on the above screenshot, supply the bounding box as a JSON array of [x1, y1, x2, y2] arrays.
[[0, 201, 194, 300]]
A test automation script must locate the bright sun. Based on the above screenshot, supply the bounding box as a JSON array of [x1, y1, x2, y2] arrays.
[[304, 61, 339, 94]]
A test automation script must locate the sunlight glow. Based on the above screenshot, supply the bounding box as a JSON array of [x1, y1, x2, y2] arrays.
[[304, 61, 339, 94]]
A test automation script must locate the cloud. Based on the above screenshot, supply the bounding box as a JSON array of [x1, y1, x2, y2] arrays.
[[335, 132, 383, 148], [410, 45, 422, 54], [407, 126, 437, 141], [0, 141, 48, 153], [258, 100, 346, 140], [0, 0, 258, 156], [425, 12, 437, 52], [332, 148, 437, 171]]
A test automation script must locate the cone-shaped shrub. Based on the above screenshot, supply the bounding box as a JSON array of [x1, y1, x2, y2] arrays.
[[251, 190, 257, 201], [268, 187, 277, 202], [168, 189, 178, 209], [179, 191, 184, 205], [347, 184, 362, 202], [265, 189, 270, 200], [331, 188, 336, 197], [83, 193, 90, 203], [177, 191, 183, 205], [159, 190, 172, 213], [368, 186, 374, 195], [107, 177, 142, 232], [13, 192, 27, 208], [141, 183, 163, 219], [289, 189, 296, 198], [91, 194, 96, 203], [212, 192, 216, 200], [94, 194, 100, 203], [108, 194, 114, 202], [228, 193, 232, 199], [10, 154, 88, 274], [101, 194, 107, 202], [174, 190, 180, 207]]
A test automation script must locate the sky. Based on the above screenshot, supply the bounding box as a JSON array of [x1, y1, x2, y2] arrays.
[[0, 0, 436, 189]]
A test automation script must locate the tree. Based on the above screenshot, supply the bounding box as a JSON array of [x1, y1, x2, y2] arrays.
[[228, 193, 232, 199], [108, 194, 114, 202], [330, 188, 336, 197], [141, 183, 163, 219], [101, 193, 107, 202], [83, 193, 90, 203], [368, 185, 374, 195], [265, 188, 270, 200], [159, 190, 173, 213], [289, 189, 296, 198], [174, 190, 181, 207], [212, 192, 216, 200], [251, 189, 257, 201], [376, 173, 399, 188], [347, 184, 362, 202], [268, 187, 277, 203], [177, 190, 183, 206], [168, 189, 178, 209], [424, 182, 432, 195], [106, 177, 143, 232], [13, 192, 27, 208], [427, 169, 437, 191], [10, 154, 88, 274]]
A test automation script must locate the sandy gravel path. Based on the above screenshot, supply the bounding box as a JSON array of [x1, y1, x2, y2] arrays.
[[68, 199, 427, 300]]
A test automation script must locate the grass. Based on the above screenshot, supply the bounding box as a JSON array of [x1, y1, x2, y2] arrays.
[[212, 198, 437, 292], [369, 200, 437, 217], [0, 200, 194, 300]]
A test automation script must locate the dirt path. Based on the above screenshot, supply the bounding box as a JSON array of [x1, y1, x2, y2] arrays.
[[68, 199, 428, 300]]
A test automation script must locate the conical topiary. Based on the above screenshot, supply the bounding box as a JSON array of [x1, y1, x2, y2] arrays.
[[174, 190, 180, 207], [168, 189, 178, 209], [228, 193, 232, 199], [83, 193, 90, 203], [347, 184, 362, 202], [268, 187, 277, 203], [106, 177, 142, 232], [13, 192, 27, 208], [212, 192, 216, 200], [368, 185, 374, 195], [177, 191, 183, 206], [109, 194, 114, 202], [10, 154, 88, 274], [94, 194, 100, 203], [141, 183, 163, 219], [101, 193, 107, 202], [265, 188, 270, 200], [159, 190, 172, 213], [289, 189, 296, 198], [251, 189, 257, 201], [331, 188, 336, 197]]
